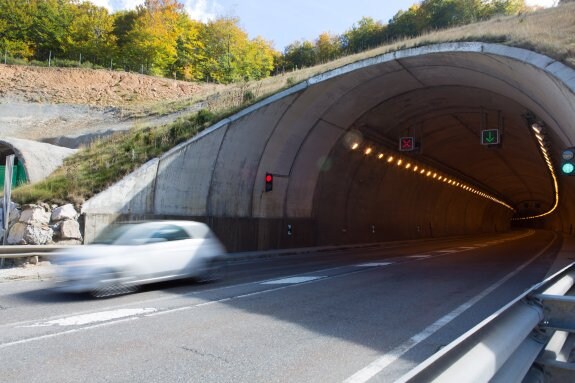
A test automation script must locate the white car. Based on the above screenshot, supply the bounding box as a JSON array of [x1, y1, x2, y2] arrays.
[[52, 221, 226, 298]]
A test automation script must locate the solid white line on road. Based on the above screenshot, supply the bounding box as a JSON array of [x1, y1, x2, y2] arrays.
[[22, 308, 158, 327], [342, 233, 557, 383], [261, 276, 325, 284], [435, 249, 459, 253], [356, 263, 393, 267]]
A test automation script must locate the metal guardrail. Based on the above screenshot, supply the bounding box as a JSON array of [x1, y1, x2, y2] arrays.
[[0, 245, 72, 259], [396, 263, 575, 383]]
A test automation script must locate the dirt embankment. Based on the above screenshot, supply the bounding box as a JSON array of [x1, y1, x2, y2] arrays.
[[0, 65, 221, 106], [0, 65, 224, 145]]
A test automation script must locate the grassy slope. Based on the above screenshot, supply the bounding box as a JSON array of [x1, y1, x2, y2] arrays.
[[11, 3, 575, 206]]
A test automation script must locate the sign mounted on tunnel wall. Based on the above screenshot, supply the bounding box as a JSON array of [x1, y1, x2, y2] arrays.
[[399, 137, 415, 152], [481, 129, 500, 145]]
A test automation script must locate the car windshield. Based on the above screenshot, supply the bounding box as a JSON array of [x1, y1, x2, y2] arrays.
[[91, 223, 167, 246]]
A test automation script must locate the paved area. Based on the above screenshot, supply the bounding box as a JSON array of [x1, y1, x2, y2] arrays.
[[0, 261, 55, 282]]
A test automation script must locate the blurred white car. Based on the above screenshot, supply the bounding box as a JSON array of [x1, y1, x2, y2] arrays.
[[52, 221, 226, 297]]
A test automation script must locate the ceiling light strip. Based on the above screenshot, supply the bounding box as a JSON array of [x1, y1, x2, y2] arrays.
[[351, 142, 515, 212], [512, 125, 559, 221]]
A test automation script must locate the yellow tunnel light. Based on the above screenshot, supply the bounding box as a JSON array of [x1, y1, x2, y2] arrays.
[[378, 153, 384, 159], [406, 163, 412, 169], [413, 166, 419, 172], [397, 159, 403, 166], [438, 176, 443, 181], [365, 147, 373, 155], [351, 143, 359, 150], [433, 173, 437, 179], [387, 156, 394, 163], [426, 171, 432, 176]]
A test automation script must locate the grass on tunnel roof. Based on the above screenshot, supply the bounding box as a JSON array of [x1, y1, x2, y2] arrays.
[[10, 3, 575, 207]]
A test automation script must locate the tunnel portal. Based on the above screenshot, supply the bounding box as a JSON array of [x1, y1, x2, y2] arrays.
[[83, 42, 575, 251]]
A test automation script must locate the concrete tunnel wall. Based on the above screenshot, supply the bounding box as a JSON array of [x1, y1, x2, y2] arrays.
[[83, 42, 575, 251]]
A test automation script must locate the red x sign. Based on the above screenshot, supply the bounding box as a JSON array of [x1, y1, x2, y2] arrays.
[[399, 137, 415, 151]]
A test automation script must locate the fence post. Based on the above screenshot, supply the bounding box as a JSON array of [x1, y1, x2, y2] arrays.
[[1, 155, 15, 267]]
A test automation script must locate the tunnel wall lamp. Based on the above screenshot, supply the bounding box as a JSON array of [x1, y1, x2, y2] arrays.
[[350, 141, 515, 212]]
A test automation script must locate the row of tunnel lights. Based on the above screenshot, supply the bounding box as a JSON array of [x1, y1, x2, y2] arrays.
[[350, 142, 515, 212], [512, 123, 559, 221]]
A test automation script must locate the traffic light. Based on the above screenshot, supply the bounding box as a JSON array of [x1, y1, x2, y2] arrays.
[[265, 173, 273, 192], [561, 148, 575, 175]]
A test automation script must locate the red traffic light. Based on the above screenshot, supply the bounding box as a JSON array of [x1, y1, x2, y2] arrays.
[[265, 173, 273, 192]]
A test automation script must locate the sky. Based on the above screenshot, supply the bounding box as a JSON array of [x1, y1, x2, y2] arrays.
[[89, 0, 558, 52]]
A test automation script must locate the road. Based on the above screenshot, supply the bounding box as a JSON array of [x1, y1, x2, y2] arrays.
[[0, 230, 561, 382]]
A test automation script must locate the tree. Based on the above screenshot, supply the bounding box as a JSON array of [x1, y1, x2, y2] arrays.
[[282, 40, 316, 70], [29, 0, 75, 60], [124, 0, 185, 75], [316, 32, 341, 63], [67, 2, 117, 65], [341, 17, 387, 54]]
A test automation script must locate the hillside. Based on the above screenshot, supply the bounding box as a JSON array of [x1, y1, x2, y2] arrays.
[[0, 65, 224, 144]]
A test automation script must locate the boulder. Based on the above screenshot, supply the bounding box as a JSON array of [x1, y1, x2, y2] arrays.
[[51, 204, 78, 222], [59, 220, 82, 240], [0, 202, 20, 226], [7, 222, 53, 245], [19, 205, 50, 226]]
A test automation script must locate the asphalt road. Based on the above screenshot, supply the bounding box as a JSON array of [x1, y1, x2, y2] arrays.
[[0, 230, 562, 383]]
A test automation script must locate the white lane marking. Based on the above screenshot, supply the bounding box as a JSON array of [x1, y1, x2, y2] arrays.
[[458, 247, 477, 250], [356, 263, 393, 267], [343, 233, 556, 383], [435, 249, 459, 253], [261, 276, 324, 285], [22, 308, 157, 327], [1, 317, 139, 349]]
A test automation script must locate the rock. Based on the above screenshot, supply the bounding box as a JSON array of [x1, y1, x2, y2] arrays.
[[0, 202, 20, 226], [51, 204, 78, 222], [59, 220, 82, 240], [19, 205, 50, 226], [7, 223, 27, 244], [7, 222, 53, 245]]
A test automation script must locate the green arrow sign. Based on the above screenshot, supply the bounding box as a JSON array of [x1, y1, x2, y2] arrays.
[[481, 129, 500, 145]]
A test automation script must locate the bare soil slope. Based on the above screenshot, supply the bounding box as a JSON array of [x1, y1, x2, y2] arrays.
[[0, 65, 221, 106], [0, 65, 223, 145]]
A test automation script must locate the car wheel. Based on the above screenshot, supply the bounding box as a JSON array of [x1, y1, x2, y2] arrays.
[[197, 259, 225, 283], [90, 270, 138, 298]]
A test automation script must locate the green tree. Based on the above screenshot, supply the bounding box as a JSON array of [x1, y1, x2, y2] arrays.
[[67, 2, 117, 65], [341, 17, 387, 54], [29, 0, 75, 60], [0, 0, 36, 59], [282, 40, 316, 70]]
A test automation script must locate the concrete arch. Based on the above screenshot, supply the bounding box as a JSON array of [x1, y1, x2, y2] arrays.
[[83, 42, 575, 251], [0, 137, 76, 184]]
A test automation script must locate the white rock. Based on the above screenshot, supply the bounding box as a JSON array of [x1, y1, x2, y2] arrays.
[[59, 220, 82, 240], [7, 222, 53, 245], [7, 223, 27, 244], [51, 204, 78, 222], [19, 206, 50, 225]]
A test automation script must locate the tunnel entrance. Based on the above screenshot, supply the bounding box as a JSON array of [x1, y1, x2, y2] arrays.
[[0, 145, 28, 189]]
